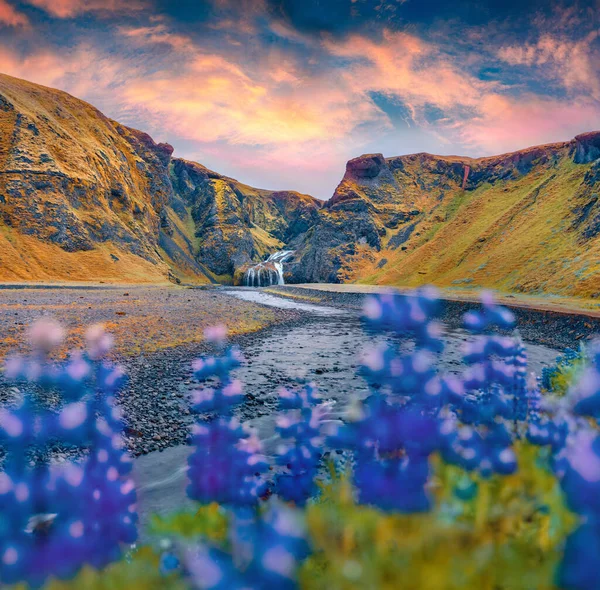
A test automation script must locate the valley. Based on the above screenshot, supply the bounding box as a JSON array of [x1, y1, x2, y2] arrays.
[[0, 73, 599, 303]]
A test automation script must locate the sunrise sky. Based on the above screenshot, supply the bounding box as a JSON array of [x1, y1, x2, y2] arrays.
[[0, 0, 599, 198]]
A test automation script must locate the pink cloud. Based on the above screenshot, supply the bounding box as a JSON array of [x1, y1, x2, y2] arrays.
[[459, 94, 600, 154], [1, 16, 599, 197], [324, 30, 495, 121], [115, 25, 387, 148], [120, 24, 193, 51], [24, 0, 146, 18], [497, 32, 600, 98], [0, 0, 28, 27]]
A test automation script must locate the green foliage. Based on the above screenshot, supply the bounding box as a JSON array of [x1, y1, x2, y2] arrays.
[[542, 346, 587, 397], [44, 547, 186, 590], [18, 445, 576, 590], [149, 503, 229, 541], [299, 444, 575, 590]]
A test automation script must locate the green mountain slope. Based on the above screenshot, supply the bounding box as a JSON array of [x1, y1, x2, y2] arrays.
[[291, 136, 600, 299], [0, 73, 320, 284]]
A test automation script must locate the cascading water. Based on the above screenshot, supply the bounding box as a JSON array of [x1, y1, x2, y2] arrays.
[[244, 250, 294, 287]]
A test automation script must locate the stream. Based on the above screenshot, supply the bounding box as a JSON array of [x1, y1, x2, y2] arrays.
[[133, 288, 561, 533]]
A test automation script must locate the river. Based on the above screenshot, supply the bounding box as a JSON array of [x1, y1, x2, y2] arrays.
[[133, 288, 560, 534]]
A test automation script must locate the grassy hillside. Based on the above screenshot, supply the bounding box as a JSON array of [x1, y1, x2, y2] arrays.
[[0, 73, 191, 283], [364, 158, 600, 298], [0, 73, 320, 284], [292, 138, 600, 300]]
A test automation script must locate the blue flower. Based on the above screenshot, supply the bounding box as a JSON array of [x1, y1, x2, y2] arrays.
[[187, 419, 268, 506], [275, 385, 327, 506], [185, 502, 308, 590], [188, 332, 268, 507], [558, 523, 600, 590], [0, 322, 137, 586]]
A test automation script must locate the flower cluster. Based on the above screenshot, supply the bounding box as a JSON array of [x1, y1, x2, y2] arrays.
[[326, 288, 449, 512], [185, 502, 308, 590], [439, 295, 520, 478], [554, 344, 600, 589], [187, 339, 268, 507], [0, 320, 136, 587], [275, 383, 327, 506]]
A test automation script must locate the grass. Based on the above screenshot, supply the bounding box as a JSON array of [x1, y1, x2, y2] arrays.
[[356, 157, 600, 300]]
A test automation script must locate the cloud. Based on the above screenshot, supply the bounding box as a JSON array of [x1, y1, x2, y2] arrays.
[[459, 93, 600, 154], [119, 24, 193, 51], [122, 55, 386, 147], [23, 0, 146, 18], [0, 0, 28, 26], [324, 30, 494, 124], [497, 31, 600, 98], [114, 23, 387, 148], [1, 4, 599, 197]]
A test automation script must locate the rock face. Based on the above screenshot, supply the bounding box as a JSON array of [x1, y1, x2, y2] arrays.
[[0, 74, 319, 283], [169, 159, 320, 278], [573, 131, 600, 164], [290, 138, 600, 298], [1, 73, 599, 297]]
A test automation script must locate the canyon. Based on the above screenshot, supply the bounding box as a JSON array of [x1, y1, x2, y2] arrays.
[[1, 73, 599, 299]]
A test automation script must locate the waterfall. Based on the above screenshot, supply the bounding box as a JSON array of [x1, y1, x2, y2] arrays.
[[244, 250, 294, 287]]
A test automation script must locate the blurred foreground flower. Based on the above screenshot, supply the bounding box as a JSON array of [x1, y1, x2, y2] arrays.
[[188, 335, 268, 506], [185, 501, 308, 590], [0, 321, 136, 586]]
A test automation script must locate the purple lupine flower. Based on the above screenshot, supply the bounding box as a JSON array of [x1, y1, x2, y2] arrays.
[[326, 289, 450, 512], [363, 287, 444, 352], [354, 451, 431, 512], [556, 355, 600, 590], [569, 341, 600, 418], [185, 501, 308, 590], [187, 333, 267, 506], [0, 321, 136, 586], [187, 420, 268, 506], [439, 294, 523, 477], [274, 384, 331, 506], [558, 522, 600, 590]]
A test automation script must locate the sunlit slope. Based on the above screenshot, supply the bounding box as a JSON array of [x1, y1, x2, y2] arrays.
[[292, 135, 600, 298], [0, 73, 202, 282], [365, 158, 600, 297], [0, 73, 319, 283]]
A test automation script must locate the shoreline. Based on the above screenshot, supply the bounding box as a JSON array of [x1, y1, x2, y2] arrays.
[[0, 283, 595, 462], [267, 285, 600, 350], [284, 283, 600, 318], [1, 279, 598, 316]]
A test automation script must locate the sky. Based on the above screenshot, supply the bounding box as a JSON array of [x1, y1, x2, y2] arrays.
[[0, 0, 599, 199]]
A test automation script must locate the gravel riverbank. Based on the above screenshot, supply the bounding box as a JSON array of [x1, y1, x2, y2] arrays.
[[268, 285, 600, 350], [0, 284, 585, 463], [0, 286, 302, 457]]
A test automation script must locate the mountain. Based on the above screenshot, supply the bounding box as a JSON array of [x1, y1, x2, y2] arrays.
[[169, 159, 319, 281], [1, 73, 599, 299], [0, 73, 320, 283], [289, 135, 600, 299]]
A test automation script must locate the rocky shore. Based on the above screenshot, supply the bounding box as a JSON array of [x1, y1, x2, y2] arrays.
[[0, 285, 302, 458], [268, 285, 600, 350], [0, 283, 589, 462]]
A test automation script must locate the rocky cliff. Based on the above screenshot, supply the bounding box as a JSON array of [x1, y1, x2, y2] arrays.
[[169, 159, 320, 280], [0, 73, 320, 283], [289, 134, 600, 298], [1, 73, 599, 298]]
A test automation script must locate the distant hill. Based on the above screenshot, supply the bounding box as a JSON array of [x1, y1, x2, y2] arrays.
[[0, 73, 320, 283], [289, 135, 600, 299]]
